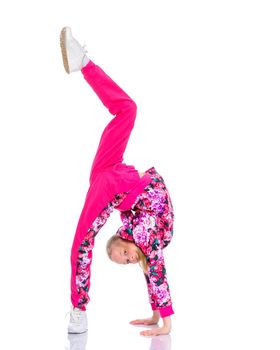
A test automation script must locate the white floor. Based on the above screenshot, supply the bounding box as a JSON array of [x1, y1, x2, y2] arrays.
[[2, 221, 279, 350], [65, 328, 172, 350], [2, 295, 280, 350]]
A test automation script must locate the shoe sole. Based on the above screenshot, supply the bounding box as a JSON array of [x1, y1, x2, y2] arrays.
[[68, 329, 88, 334], [60, 27, 70, 74]]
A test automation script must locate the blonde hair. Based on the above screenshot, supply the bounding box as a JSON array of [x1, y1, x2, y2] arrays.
[[106, 235, 149, 274]]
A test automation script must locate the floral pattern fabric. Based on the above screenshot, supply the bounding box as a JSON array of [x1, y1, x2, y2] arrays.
[[75, 167, 174, 313], [76, 193, 126, 309], [117, 167, 174, 311]]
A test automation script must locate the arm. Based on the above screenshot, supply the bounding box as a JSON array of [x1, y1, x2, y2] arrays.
[[129, 250, 173, 336], [124, 210, 174, 335], [146, 249, 174, 317], [116, 210, 136, 241]]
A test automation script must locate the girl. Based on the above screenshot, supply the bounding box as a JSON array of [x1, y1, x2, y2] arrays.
[[60, 27, 175, 337]]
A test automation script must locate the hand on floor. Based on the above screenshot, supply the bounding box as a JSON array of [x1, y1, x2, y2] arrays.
[[130, 311, 160, 326], [129, 317, 158, 326], [130, 312, 171, 337], [140, 325, 171, 337]]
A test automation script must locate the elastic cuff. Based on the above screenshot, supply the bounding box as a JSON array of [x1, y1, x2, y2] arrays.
[[72, 303, 86, 311], [151, 303, 157, 311], [81, 60, 95, 74], [159, 305, 174, 318]]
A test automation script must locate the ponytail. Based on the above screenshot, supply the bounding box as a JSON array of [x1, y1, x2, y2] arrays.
[[136, 246, 149, 274]]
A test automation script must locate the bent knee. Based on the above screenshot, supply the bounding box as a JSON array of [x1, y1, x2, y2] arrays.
[[126, 99, 137, 118]]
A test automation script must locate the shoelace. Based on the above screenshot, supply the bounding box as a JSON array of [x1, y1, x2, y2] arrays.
[[82, 42, 88, 53], [65, 308, 82, 323], [72, 309, 82, 322], [81, 43, 88, 66]]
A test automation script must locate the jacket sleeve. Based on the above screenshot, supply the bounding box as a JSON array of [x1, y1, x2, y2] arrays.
[[116, 210, 135, 242], [117, 210, 174, 317], [144, 247, 174, 318]]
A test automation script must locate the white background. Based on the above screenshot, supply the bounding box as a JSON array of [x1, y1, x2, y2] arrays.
[[0, 1, 279, 349]]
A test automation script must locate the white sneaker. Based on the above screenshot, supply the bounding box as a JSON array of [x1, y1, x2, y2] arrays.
[[60, 27, 89, 74], [68, 307, 88, 334], [68, 332, 88, 350]]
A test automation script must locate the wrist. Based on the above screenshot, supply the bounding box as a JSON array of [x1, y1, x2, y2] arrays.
[[152, 310, 160, 322], [162, 316, 171, 331]]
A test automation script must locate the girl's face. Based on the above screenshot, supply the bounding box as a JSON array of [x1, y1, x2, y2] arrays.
[[110, 240, 139, 265]]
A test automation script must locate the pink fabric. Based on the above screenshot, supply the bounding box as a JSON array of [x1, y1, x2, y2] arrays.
[[71, 61, 151, 308], [151, 303, 174, 318], [118, 168, 174, 317], [117, 173, 151, 211], [70, 60, 175, 318], [75, 194, 127, 309], [151, 303, 157, 311], [159, 305, 174, 318]]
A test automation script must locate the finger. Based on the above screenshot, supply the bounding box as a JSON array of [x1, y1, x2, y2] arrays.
[[140, 329, 155, 337], [149, 329, 159, 336], [141, 328, 163, 337], [140, 330, 151, 336], [130, 319, 145, 325]]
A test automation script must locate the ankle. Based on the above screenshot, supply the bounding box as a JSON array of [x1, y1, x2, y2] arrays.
[[82, 55, 90, 68]]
